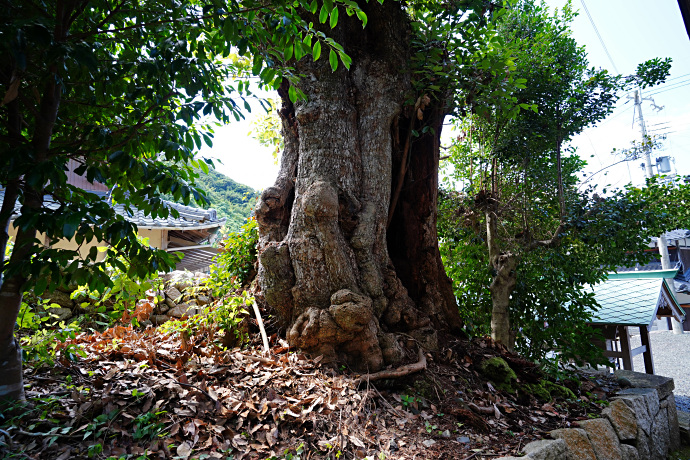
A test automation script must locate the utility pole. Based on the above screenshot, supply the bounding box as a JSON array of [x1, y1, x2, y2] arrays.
[[634, 90, 682, 334]]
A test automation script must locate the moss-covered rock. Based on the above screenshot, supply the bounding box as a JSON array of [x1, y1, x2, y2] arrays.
[[544, 381, 576, 400], [480, 357, 517, 393], [524, 382, 552, 402], [523, 380, 577, 402]]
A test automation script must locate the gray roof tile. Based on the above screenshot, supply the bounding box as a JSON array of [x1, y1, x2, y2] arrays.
[[0, 188, 224, 230]]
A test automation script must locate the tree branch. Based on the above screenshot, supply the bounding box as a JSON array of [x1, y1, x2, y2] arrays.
[[72, 4, 275, 40]]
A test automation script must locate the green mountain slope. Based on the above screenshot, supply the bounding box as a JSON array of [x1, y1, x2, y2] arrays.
[[195, 169, 260, 234]]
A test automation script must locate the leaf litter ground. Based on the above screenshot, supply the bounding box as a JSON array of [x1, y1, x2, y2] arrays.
[[1, 319, 621, 460]]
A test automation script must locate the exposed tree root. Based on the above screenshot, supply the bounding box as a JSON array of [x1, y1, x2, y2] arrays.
[[467, 402, 495, 415], [355, 348, 426, 384]]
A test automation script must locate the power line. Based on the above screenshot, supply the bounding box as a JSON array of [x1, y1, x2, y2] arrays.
[[580, 0, 619, 74], [665, 72, 690, 82], [598, 104, 633, 126], [647, 81, 690, 97], [648, 78, 690, 92]]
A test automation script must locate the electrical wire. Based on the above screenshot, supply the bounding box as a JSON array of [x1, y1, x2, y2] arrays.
[[647, 81, 690, 97], [664, 72, 690, 82], [598, 104, 633, 126], [580, 0, 619, 74], [646, 78, 690, 93]]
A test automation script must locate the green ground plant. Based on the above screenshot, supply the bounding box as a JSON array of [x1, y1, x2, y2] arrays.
[[159, 290, 252, 350], [71, 237, 163, 326]]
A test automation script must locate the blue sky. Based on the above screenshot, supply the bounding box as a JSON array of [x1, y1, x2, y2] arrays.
[[545, 0, 690, 190], [204, 1, 690, 192]]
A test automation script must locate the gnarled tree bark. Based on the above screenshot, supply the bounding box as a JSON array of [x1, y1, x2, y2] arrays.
[[255, 2, 461, 371]]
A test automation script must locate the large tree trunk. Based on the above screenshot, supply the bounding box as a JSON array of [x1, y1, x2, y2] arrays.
[[255, 2, 461, 371]]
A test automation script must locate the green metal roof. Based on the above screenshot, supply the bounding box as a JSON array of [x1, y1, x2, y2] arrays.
[[606, 269, 679, 280], [586, 278, 684, 327]]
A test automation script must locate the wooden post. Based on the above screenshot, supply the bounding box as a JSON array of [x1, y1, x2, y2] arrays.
[[639, 325, 655, 374], [617, 326, 633, 371]]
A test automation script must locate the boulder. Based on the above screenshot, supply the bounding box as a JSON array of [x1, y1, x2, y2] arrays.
[[550, 428, 596, 460], [650, 405, 670, 460], [165, 286, 183, 303], [167, 270, 207, 292], [168, 304, 198, 318], [522, 439, 568, 460], [619, 444, 639, 460], [46, 307, 73, 322], [615, 393, 655, 436], [577, 418, 622, 460], [660, 395, 680, 451], [45, 290, 74, 309], [614, 370, 674, 400], [603, 399, 638, 441], [150, 315, 171, 326], [617, 388, 659, 418], [196, 295, 211, 306], [634, 426, 652, 460]]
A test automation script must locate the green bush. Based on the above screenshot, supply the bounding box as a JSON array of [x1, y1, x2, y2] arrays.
[[208, 217, 258, 292]]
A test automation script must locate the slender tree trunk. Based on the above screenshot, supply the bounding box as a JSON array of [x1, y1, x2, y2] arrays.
[[486, 208, 518, 349], [556, 120, 564, 219], [0, 198, 40, 401], [255, 2, 460, 371], [0, 1, 67, 400]]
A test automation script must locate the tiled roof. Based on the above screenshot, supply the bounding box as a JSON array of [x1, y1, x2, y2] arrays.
[[0, 188, 225, 230], [586, 278, 683, 327], [113, 200, 224, 230]]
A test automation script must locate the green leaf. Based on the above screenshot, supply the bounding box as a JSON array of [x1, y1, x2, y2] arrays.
[[330, 6, 339, 29], [329, 49, 338, 71], [356, 9, 368, 27], [284, 44, 294, 61], [34, 277, 48, 296], [319, 4, 329, 23], [288, 85, 297, 103], [312, 41, 321, 61], [339, 52, 352, 69], [323, 0, 334, 12]]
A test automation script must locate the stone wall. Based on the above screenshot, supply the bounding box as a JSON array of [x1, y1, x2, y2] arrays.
[[36, 271, 213, 326], [499, 370, 684, 460]]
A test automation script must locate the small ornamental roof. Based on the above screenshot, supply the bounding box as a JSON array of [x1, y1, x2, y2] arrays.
[[586, 277, 685, 328]]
